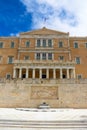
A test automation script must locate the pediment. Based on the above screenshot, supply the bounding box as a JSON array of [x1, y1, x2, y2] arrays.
[[20, 27, 69, 36]]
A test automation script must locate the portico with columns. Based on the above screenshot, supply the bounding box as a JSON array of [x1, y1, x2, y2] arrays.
[[13, 60, 76, 79]]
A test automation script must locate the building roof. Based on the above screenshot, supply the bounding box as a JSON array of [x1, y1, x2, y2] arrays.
[[20, 27, 69, 35]]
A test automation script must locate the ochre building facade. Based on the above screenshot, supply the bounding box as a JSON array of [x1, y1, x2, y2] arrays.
[[0, 27, 87, 108]]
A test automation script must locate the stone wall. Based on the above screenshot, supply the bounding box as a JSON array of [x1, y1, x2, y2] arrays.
[[0, 79, 87, 108]]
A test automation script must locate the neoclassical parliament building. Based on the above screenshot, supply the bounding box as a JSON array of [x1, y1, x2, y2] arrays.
[[0, 27, 87, 108]]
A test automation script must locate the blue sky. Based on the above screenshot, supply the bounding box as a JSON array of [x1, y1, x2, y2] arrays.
[[0, 0, 87, 36], [0, 0, 32, 36]]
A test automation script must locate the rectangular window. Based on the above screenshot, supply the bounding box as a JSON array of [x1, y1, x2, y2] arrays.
[[0, 56, 2, 63], [0, 42, 3, 48], [26, 41, 30, 47], [42, 53, 46, 60], [37, 39, 41, 47], [8, 56, 14, 64], [48, 53, 52, 60], [77, 74, 82, 79], [42, 39, 46, 47], [48, 39, 52, 47], [59, 41, 63, 48], [59, 56, 64, 60], [6, 74, 11, 79], [24, 56, 29, 60], [36, 53, 40, 60], [75, 57, 80, 64], [74, 42, 78, 48], [11, 42, 14, 48], [85, 43, 87, 48]]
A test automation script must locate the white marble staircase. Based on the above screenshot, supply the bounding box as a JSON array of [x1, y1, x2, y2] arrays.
[[0, 108, 87, 130]]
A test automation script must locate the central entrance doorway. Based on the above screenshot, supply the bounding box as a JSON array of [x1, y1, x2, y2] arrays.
[[42, 69, 46, 79], [22, 74, 26, 78], [42, 74, 46, 79]]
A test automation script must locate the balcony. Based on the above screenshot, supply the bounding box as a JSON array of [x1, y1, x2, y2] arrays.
[[14, 60, 75, 67]]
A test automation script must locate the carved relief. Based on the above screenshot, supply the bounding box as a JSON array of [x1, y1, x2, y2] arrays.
[[31, 86, 58, 99]]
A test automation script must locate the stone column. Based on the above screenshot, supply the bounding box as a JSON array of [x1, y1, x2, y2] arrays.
[[26, 68, 29, 78], [13, 68, 16, 78], [70, 69, 73, 78], [53, 69, 56, 79], [73, 68, 76, 79], [33, 69, 35, 79], [60, 68, 62, 79], [46, 69, 49, 79], [67, 69, 69, 79], [40, 69, 42, 79], [19, 68, 22, 78]]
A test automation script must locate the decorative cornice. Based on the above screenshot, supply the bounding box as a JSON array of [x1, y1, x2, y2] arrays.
[[18, 49, 70, 53], [20, 34, 69, 39]]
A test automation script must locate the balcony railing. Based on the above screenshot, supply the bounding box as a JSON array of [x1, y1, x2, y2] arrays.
[[14, 60, 75, 67]]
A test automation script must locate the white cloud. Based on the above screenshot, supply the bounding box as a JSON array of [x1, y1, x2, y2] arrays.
[[20, 0, 87, 36], [10, 33, 19, 37]]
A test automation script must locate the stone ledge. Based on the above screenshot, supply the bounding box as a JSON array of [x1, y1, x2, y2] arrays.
[[1, 78, 87, 84]]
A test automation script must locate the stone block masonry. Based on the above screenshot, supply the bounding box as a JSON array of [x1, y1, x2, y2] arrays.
[[0, 79, 87, 108]]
